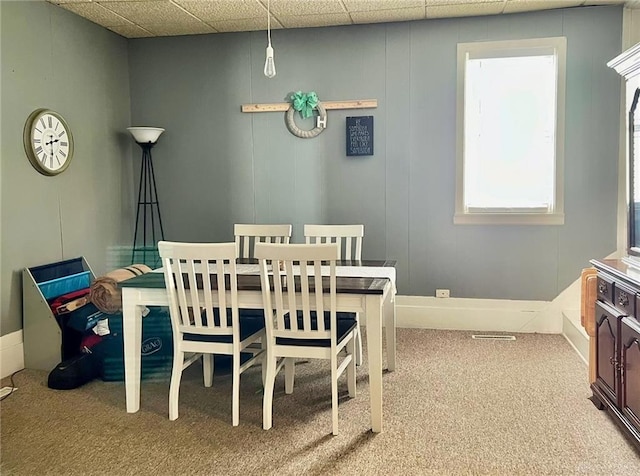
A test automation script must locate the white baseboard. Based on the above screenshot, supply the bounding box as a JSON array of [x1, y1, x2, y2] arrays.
[[561, 309, 589, 365], [396, 295, 562, 334], [1, 331, 24, 379], [0, 295, 568, 380]]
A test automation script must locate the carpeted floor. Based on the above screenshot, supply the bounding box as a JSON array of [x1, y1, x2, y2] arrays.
[[1, 329, 639, 475]]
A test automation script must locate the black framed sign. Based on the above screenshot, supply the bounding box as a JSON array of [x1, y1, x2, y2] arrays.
[[346, 116, 373, 156]]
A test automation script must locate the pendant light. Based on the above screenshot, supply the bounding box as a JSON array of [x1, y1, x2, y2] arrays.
[[264, 0, 276, 78]]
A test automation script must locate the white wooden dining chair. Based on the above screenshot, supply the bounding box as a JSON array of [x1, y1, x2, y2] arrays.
[[255, 242, 357, 436], [158, 241, 265, 425], [304, 224, 364, 365], [234, 223, 292, 259], [304, 224, 363, 260]]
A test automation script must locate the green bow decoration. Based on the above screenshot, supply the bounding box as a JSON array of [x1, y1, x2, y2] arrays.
[[290, 91, 319, 119]]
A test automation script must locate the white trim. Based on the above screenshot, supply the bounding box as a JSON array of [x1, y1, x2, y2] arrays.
[[1, 294, 572, 378], [396, 295, 561, 334], [1, 331, 24, 379], [561, 309, 589, 365], [454, 212, 564, 225], [607, 41, 640, 79]]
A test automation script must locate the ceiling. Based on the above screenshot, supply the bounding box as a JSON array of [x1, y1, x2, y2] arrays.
[[48, 0, 640, 39]]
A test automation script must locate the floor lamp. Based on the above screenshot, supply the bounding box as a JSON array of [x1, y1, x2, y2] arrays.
[[127, 127, 166, 267]]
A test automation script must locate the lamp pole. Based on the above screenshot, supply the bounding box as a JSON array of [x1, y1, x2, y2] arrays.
[[127, 127, 165, 267]]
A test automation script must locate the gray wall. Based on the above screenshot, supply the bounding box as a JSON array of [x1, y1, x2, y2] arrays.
[[0, 3, 625, 339], [0, 1, 133, 335], [128, 6, 623, 300]]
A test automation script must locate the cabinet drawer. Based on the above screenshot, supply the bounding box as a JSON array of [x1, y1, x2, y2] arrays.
[[597, 275, 614, 306], [614, 282, 636, 316]]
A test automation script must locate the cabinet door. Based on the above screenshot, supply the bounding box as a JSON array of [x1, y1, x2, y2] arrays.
[[595, 301, 622, 405], [621, 317, 640, 434]]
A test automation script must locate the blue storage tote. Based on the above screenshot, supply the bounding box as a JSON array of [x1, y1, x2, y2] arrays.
[[100, 307, 174, 382]]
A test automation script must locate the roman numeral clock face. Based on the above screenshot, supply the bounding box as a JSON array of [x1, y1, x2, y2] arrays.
[[23, 109, 74, 176]]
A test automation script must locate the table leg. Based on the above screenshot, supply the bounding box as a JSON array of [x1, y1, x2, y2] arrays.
[[365, 294, 383, 433], [122, 288, 143, 413], [384, 290, 396, 372]]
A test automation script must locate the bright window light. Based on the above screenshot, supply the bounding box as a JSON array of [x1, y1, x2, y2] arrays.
[[455, 37, 566, 225]]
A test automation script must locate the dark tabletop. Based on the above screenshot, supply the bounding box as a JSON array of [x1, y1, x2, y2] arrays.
[[120, 260, 395, 295]]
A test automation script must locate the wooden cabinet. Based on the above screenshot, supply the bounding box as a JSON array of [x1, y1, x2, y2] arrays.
[[590, 259, 640, 451], [599, 41, 640, 452], [621, 317, 640, 432], [595, 300, 621, 405]]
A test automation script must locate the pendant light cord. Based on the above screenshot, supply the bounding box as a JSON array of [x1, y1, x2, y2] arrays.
[[267, 0, 272, 46]]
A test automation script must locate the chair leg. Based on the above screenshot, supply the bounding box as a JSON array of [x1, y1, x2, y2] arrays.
[[261, 337, 267, 387], [347, 336, 356, 398], [284, 358, 295, 394], [203, 353, 214, 387], [331, 354, 339, 436], [232, 353, 241, 426], [263, 355, 277, 430], [169, 350, 184, 421], [355, 314, 363, 366]]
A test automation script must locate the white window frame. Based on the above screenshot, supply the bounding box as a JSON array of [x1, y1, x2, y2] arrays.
[[455, 37, 566, 225]]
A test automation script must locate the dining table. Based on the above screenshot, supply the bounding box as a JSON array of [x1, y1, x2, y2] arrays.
[[119, 259, 397, 433]]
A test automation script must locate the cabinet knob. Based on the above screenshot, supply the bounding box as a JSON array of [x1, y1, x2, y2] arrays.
[[608, 357, 622, 371], [618, 291, 629, 307]]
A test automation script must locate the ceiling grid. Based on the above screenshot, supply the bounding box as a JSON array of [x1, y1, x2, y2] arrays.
[[48, 0, 639, 38]]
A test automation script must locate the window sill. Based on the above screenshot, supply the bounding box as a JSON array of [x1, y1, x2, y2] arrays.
[[453, 212, 564, 225]]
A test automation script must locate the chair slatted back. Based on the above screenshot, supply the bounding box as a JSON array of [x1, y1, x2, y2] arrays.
[[234, 224, 292, 259], [158, 241, 239, 338], [255, 243, 339, 342], [304, 224, 363, 260]]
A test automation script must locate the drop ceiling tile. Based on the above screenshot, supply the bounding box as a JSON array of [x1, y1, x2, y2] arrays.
[[343, 0, 424, 12], [140, 22, 217, 35], [427, 1, 504, 18], [208, 17, 284, 32], [267, 0, 346, 16], [582, 0, 626, 4], [47, 0, 637, 39], [174, 0, 266, 21], [59, 2, 132, 26], [425, 0, 504, 4], [277, 12, 352, 28], [503, 0, 582, 13], [106, 23, 155, 38], [351, 7, 425, 23], [97, 0, 200, 24]]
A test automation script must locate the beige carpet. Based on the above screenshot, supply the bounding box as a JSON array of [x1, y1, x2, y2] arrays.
[[2, 329, 640, 475]]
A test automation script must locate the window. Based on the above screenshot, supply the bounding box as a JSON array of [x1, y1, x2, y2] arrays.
[[455, 37, 566, 225]]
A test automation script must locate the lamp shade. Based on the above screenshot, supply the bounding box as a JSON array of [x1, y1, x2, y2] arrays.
[[127, 127, 165, 143]]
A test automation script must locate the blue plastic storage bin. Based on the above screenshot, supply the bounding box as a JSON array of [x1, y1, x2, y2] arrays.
[[38, 271, 91, 300], [100, 307, 174, 382]]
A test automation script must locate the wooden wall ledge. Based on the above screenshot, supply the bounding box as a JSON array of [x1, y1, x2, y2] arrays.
[[241, 99, 377, 113]]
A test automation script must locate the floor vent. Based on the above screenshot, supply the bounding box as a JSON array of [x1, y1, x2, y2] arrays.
[[471, 334, 516, 341], [0, 387, 16, 398]]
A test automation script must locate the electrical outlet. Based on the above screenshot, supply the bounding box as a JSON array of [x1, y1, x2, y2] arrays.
[[435, 289, 450, 298]]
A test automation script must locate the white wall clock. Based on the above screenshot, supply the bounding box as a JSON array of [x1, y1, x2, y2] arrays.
[[23, 109, 74, 176]]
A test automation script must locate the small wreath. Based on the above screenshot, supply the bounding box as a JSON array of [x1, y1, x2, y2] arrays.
[[285, 91, 327, 139], [285, 101, 327, 139]]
